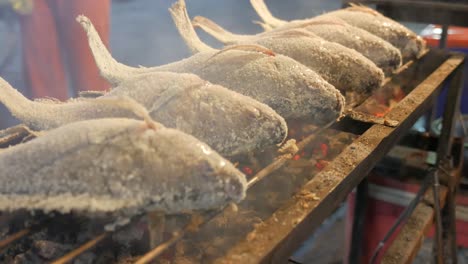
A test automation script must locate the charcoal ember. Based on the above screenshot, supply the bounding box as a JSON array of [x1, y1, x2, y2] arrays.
[[0, 225, 8, 239], [93, 250, 116, 264], [32, 240, 72, 260], [12, 252, 43, 264], [116, 256, 140, 263], [173, 257, 198, 264], [73, 252, 96, 264], [112, 221, 145, 246]]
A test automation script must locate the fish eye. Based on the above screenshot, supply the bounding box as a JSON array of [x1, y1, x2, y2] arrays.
[[225, 180, 244, 201], [197, 160, 213, 173], [246, 107, 261, 119]]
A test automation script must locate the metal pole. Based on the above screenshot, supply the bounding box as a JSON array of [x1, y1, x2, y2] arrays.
[[348, 178, 368, 264], [439, 24, 449, 50], [433, 169, 444, 264], [370, 169, 434, 264], [434, 61, 465, 264], [425, 24, 450, 134]]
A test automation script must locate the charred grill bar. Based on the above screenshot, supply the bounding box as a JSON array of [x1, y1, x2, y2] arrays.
[[0, 47, 463, 263]]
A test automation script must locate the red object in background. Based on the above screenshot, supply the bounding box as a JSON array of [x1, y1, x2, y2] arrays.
[[344, 176, 468, 263], [420, 24, 468, 116], [242, 166, 253, 176], [20, 0, 111, 100], [420, 24, 468, 49]]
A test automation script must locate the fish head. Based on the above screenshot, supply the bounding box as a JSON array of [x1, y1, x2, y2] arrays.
[[402, 35, 427, 60], [179, 80, 288, 157], [135, 127, 248, 213], [208, 85, 289, 156], [245, 53, 345, 123]]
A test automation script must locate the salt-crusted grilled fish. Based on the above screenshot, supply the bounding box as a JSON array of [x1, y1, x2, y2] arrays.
[[167, 0, 383, 102], [318, 6, 426, 61], [250, 0, 425, 61], [0, 74, 287, 157], [77, 11, 345, 124], [192, 16, 402, 75], [0, 115, 247, 217]]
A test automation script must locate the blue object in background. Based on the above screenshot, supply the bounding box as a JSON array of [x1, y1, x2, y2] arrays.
[[435, 48, 468, 118], [420, 25, 468, 117]]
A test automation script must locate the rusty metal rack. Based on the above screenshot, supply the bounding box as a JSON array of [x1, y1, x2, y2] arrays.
[[0, 48, 464, 263], [377, 136, 465, 264]]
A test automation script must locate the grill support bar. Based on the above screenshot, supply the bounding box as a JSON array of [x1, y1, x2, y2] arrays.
[[217, 52, 464, 264], [435, 60, 465, 264], [348, 178, 369, 264]]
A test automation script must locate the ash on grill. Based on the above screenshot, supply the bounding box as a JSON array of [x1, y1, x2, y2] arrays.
[[0, 213, 144, 263], [165, 129, 356, 263]]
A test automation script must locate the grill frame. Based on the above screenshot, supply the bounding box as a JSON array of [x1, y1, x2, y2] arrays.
[[0, 49, 464, 264], [216, 50, 465, 263]]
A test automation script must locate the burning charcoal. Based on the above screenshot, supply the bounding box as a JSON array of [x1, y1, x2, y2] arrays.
[[13, 252, 43, 264], [73, 252, 96, 264], [0, 70, 287, 157], [32, 240, 72, 260], [111, 221, 145, 247], [93, 251, 115, 264], [0, 106, 247, 218], [78, 9, 345, 126], [173, 257, 197, 264], [116, 256, 140, 264]]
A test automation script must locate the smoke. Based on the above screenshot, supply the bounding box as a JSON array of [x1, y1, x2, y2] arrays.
[[110, 0, 342, 68], [0, 0, 344, 129], [0, 0, 425, 130]]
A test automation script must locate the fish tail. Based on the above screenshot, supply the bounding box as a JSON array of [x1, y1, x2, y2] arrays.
[[169, 0, 216, 54], [0, 76, 43, 127], [250, 0, 288, 28], [192, 16, 241, 44], [76, 15, 141, 87]]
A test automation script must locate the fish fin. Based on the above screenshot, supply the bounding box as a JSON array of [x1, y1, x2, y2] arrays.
[[192, 16, 239, 44], [33, 97, 63, 104], [149, 92, 180, 114], [266, 28, 317, 39], [201, 44, 275, 70], [0, 124, 39, 146], [253, 20, 274, 31], [21, 126, 43, 140], [250, 0, 288, 28], [149, 84, 196, 114], [0, 76, 39, 123], [347, 4, 382, 16], [210, 44, 275, 61], [93, 96, 161, 130], [78, 90, 107, 98], [296, 18, 347, 27], [77, 15, 140, 86]]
